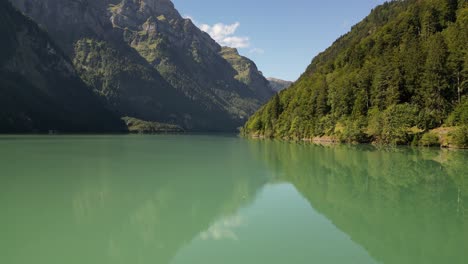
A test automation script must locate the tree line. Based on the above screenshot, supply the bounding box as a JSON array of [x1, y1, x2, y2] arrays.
[[244, 0, 468, 146]]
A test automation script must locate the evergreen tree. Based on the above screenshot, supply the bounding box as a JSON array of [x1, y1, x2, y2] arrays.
[[270, 93, 282, 120], [421, 33, 450, 127], [244, 0, 468, 144]]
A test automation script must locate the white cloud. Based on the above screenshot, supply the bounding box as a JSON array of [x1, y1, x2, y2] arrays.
[[200, 215, 245, 241], [222, 36, 250, 49], [199, 22, 250, 48]]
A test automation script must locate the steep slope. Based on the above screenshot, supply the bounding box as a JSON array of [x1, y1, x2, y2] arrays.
[[72, 38, 232, 131], [267, 77, 292, 92], [220, 47, 274, 102], [0, 1, 125, 133], [244, 0, 468, 144], [10, 0, 274, 131]]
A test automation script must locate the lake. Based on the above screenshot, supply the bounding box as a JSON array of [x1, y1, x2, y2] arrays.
[[0, 135, 467, 264]]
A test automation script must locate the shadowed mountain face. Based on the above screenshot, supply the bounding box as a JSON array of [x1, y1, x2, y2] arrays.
[[0, 1, 126, 133], [250, 140, 468, 264], [10, 0, 274, 131]]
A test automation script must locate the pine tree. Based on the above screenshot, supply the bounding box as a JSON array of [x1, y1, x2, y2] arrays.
[[421, 33, 450, 127], [270, 93, 282, 120]]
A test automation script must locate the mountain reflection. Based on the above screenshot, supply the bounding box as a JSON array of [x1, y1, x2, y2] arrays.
[[249, 139, 468, 264], [1, 136, 467, 264], [0, 136, 268, 264]]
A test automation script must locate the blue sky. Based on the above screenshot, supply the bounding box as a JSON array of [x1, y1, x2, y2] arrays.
[[172, 0, 387, 81]]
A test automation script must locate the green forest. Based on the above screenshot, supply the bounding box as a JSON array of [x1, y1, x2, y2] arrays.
[[244, 0, 468, 147]]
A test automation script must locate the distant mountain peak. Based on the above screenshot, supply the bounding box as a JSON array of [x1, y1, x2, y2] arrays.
[[115, 0, 180, 19], [220, 47, 274, 102], [267, 78, 292, 92]]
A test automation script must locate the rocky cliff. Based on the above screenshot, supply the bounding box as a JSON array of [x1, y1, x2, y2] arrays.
[[10, 0, 274, 131], [221, 47, 274, 102]]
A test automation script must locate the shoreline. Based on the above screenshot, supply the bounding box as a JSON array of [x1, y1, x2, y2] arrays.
[[246, 133, 468, 150]]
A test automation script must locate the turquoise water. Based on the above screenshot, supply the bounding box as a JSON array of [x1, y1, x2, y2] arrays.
[[0, 135, 467, 264]]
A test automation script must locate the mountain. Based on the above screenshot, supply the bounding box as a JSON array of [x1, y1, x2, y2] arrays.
[[10, 0, 274, 131], [220, 47, 274, 103], [0, 1, 126, 133], [244, 0, 468, 144], [267, 77, 292, 92]]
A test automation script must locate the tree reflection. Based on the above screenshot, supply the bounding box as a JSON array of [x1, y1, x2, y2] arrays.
[[250, 139, 468, 264]]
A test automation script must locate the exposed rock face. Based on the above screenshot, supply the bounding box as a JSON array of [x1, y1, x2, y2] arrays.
[[113, 0, 181, 21], [11, 0, 114, 54], [221, 47, 275, 103], [10, 0, 274, 131], [0, 1, 126, 133], [267, 78, 293, 92]]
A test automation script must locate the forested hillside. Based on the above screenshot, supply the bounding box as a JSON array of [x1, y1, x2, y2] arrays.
[[244, 0, 468, 146]]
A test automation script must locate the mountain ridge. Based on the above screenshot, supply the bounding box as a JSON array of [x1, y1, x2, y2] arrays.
[[267, 77, 293, 92], [9, 0, 274, 131]]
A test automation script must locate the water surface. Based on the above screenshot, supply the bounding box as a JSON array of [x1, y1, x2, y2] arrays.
[[1, 135, 467, 264]]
